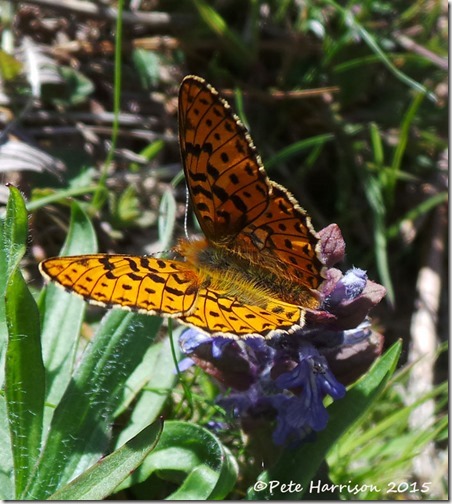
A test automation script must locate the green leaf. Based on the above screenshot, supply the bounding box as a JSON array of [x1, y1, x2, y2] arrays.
[[332, 380, 447, 460], [48, 419, 163, 500], [116, 186, 142, 225], [369, 122, 384, 167], [0, 395, 14, 499], [50, 66, 94, 106], [26, 185, 98, 212], [387, 191, 448, 239], [2, 186, 27, 277], [132, 49, 161, 89], [387, 93, 425, 204], [324, 0, 437, 102], [23, 310, 161, 499], [193, 0, 253, 67], [0, 214, 8, 388], [3, 186, 45, 499], [38, 201, 97, 423], [247, 341, 402, 500], [114, 328, 182, 447], [5, 271, 45, 499], [117, 421, 238, 499], [0, 206, 12, 499], [0, 49, 22, 80], [129, 139, 165, 173], [362, 171, 394, 304]]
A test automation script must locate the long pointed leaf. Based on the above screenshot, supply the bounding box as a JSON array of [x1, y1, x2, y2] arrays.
[[24, 310, 162, 499], [0, 396, 13, 499], [48, 419, 163, 500], [3, 186, 45, 498], [38, 201, 97, 421], [114, 328, 182, 448]]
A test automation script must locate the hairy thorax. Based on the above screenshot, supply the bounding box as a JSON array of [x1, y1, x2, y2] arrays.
[[176, 237, 320, 309]]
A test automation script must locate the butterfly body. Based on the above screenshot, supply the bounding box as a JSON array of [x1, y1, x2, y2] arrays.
[[40, 75, 327, 339], [176, 236, 320, 310]]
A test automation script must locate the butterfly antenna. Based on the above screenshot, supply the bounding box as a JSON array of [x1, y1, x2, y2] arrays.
[[184, 183, 190, 239]]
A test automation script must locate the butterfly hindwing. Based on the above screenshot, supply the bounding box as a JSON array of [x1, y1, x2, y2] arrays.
[[180, 287, 304, 338]]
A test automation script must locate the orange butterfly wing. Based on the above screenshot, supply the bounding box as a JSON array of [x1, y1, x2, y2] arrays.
[[180, 287, 304, 337], [39, 255, 198, 316], [39, 254, 303, 337], [179, 76, 324, 291], [179, 76, 270, 241]]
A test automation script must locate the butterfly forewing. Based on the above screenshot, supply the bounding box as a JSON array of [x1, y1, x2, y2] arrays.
[[39, 255, 198, 316], [179, 76, 271, 241]]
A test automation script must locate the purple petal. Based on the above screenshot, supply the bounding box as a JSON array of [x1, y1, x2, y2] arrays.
[[318, 224, 346, 266], [179, 329, 212, 353], [326, 267, 367, 306]]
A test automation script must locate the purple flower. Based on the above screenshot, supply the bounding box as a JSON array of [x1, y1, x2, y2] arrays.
[[271, 344, 346, 443], [178, 224, 386, 445], [325, 267, 367, 307]]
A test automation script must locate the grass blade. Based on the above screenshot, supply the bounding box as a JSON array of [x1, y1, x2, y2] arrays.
[[387, 93, 425, 203], [324, 0, 437, 102]]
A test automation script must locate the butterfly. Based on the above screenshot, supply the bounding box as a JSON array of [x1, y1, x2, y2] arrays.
[[40, 75, 326, 339]]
